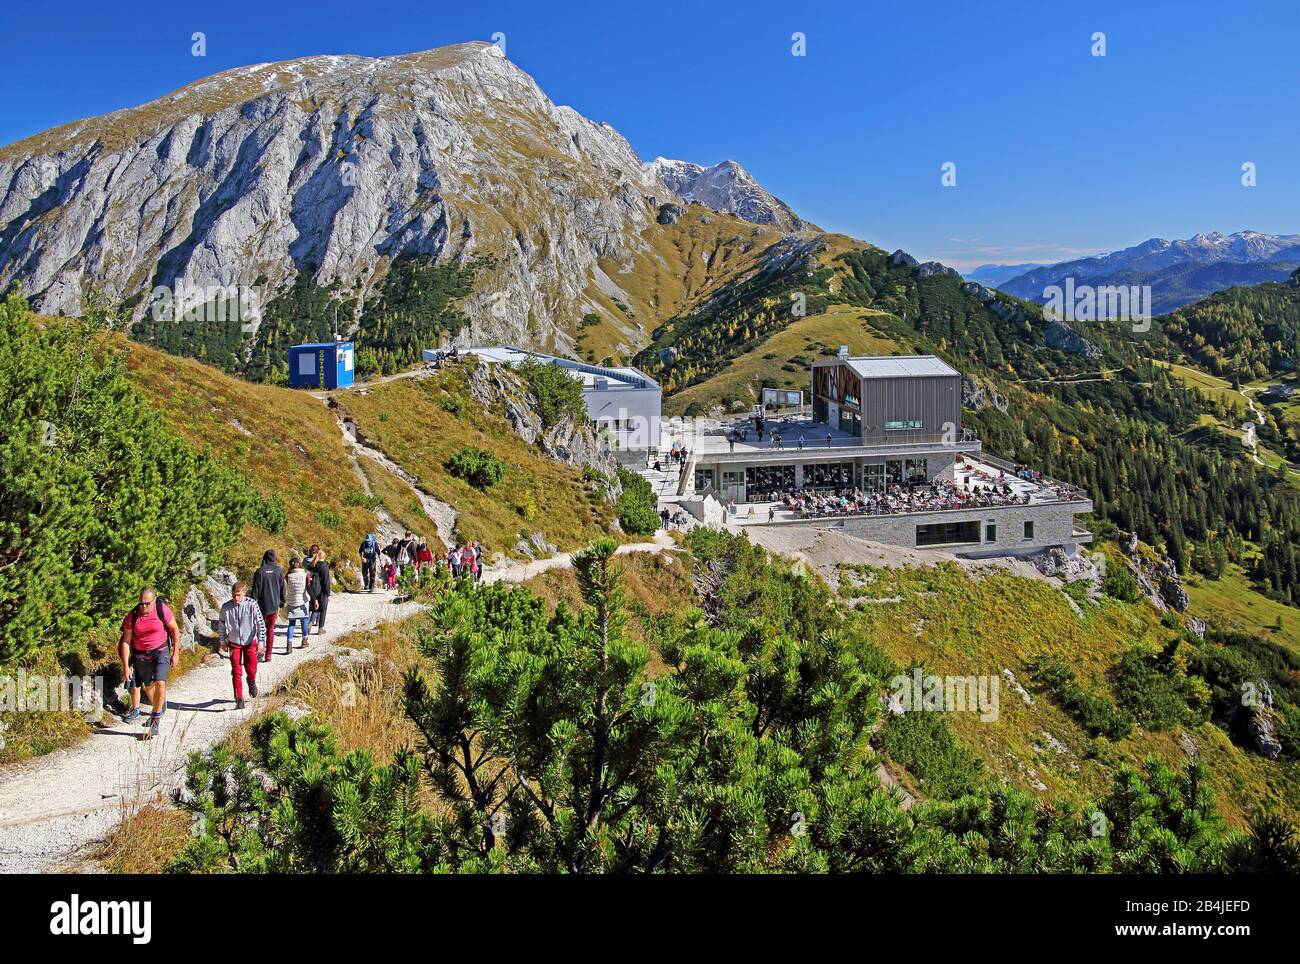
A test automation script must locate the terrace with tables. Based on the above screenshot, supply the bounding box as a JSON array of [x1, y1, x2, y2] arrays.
[[724, 455, 1090, 525]]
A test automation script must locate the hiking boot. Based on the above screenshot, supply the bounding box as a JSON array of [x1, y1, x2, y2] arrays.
[[249, 679, 259, 698], [122, 707, 140, 724], [236, 698, 247, 710], [142, 713, 160, 741]]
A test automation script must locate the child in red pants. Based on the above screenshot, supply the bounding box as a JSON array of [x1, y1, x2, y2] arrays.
[[218, 582, 267, 710]]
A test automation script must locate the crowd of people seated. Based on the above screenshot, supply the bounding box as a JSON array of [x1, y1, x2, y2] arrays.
[[779, 476, 1032, 519]]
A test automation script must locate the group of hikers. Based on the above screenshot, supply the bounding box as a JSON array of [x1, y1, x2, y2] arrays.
[[358, 531, 482, 589], [116, 530, 493, 738], [117, 545, 335, 737]]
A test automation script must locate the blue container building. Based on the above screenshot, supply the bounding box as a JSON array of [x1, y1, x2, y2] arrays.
[[287, 341, 355, 389]]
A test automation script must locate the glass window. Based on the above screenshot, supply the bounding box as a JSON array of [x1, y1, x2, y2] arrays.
[[801, 462, 854, 490], [1024, 520, 1035, 539], [905, 458, 928, 484], [886, 460, 903, 485], [744, 465, 795, 501], [885, 420, 923, 431], [986, 523, 997, 542], [916, 520, 980, 547], [864, 463, 887, 491], [695, 468, 716, 493]]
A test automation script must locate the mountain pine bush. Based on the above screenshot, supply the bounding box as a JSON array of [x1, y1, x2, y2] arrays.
[[171, 530, 1299, 873], [0, 290, 258, 666], [445, 446, 506, 490]]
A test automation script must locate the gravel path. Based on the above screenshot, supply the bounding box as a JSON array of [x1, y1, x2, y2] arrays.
[[0, 588, 421, 873], [0, 536, 676, 873]]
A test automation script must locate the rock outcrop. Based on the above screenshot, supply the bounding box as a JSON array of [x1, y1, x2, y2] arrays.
[[464, 359, 619, 485], [1044, 320, 1103, 358]]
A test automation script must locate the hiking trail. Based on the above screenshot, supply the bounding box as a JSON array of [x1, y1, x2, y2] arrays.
[[0, 535, 676, 873]]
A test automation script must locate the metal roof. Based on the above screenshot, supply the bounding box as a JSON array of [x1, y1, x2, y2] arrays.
[[456, 346, 658, 391], [831, 355, 960, 379]]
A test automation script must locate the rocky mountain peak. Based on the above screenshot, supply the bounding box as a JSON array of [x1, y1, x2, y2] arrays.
[[648, 156, 807, 233]]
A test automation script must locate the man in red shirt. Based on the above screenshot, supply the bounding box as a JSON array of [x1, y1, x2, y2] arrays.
[[119, 587, 181, 740]]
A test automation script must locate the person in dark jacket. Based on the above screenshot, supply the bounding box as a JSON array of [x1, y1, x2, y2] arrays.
[[307, 545, 332, 635], [359, 533, 380, 592], [249, 549, 286, 662]]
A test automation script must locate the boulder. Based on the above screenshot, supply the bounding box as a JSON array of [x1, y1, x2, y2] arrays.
[[1163, 576, 1190, 613], [656, 203, 684, 225], [1044, 320, 1103, 358], [1032, 547, 1070, 578], [1248, 707, 1283, 760], [916, 260, 960, 278]]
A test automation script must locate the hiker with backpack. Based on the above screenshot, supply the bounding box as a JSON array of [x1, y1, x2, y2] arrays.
[[285, 557, 311, 648], [307, 545, 332, 634], [359, 533, 381, 592], [250, 549, 285, 662], [218, 581, 267, 710], [400, 531, 417, 569], [118, 588, 180, 740]]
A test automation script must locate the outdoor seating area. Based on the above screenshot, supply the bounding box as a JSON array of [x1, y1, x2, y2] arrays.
[[720, 456, 1088, 525]]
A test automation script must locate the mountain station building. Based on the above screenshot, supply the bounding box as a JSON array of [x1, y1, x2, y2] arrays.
[[675, 353, 1093, 558]]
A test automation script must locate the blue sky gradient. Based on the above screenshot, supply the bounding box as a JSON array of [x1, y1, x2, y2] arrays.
[[2, 0, 1296, 268]]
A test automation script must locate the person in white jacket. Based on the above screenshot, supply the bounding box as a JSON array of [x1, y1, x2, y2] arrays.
[[284, 558, 312, 650], [218, 582, 267, 710]]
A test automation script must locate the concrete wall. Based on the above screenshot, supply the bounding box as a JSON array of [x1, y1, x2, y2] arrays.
[[819, 500, 1089, 554]]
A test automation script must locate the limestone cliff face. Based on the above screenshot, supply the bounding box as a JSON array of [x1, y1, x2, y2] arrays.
[[0, 43, 802, 354]]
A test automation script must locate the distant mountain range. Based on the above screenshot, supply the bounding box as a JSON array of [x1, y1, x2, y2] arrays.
[[965, 263, 1046, 287], [985, 231, 1300, 316]]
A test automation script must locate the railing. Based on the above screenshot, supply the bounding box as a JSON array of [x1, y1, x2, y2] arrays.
[[706, 435, 983, 452]]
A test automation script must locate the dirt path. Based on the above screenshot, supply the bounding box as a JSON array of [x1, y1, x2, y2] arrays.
[[0, 589, 420, 873], [332, 408, 459, 548], [484, 531, 677, 585], [0, 535, 677, 873]]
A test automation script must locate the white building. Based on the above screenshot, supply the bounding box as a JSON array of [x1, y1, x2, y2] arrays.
[[429, 346, 662, 456]]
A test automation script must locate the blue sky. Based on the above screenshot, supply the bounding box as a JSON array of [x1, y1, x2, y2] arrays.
[[2, 0, 1296, 269]]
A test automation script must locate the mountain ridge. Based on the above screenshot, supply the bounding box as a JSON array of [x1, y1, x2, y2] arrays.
[[0, 41, 801, 361], [995, 230, 1300, 315]]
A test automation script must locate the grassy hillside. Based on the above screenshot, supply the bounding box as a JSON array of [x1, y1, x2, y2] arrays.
[[122, 337, 432, 578], [578, 207, 786, 364], [340, 364, 621, 559], [842, 560, 1300, 827], [1153, 358, 1248, 415]]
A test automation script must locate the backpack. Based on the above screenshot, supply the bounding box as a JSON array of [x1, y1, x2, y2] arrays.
[[361, 539, 379, 561]]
